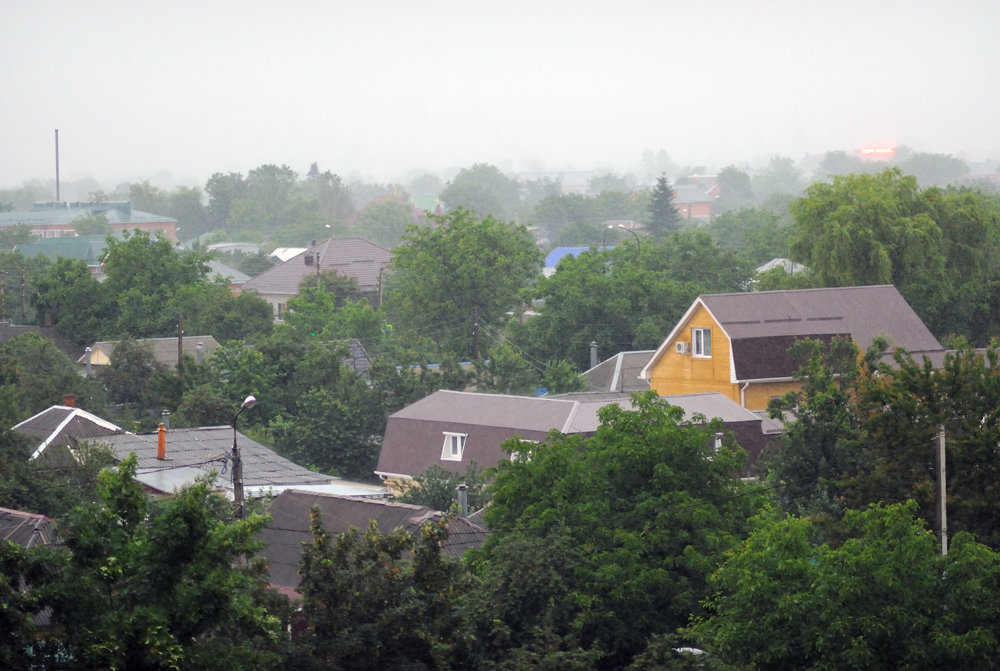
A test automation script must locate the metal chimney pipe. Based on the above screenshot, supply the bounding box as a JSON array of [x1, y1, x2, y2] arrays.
[[590, 341, 598, 368], [457, 483, 468, 518], [157, 422, 166, 460], [84, 346, 92, 377], [161, 409, 171, 429]]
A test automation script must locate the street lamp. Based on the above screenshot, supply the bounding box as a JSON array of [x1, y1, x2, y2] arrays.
[[231, 395, 256, 521], [617, 222, 640, 257]]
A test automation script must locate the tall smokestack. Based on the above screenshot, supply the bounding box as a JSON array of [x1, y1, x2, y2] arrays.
[[54, 129, 60, 202]]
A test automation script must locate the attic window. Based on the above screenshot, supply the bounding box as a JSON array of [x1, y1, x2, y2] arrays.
[[692, 328, 712, 357], [441, 432, 467, 461]]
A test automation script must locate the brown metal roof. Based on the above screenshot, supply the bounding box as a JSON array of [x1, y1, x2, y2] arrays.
[[702, 285, 942, 353], [258, 489, 487, 593], [377, 390, 770, 478], [240, 237, 392, 295]]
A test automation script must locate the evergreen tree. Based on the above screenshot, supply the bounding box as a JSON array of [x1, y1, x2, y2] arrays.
[[647, 173, 681, 237]]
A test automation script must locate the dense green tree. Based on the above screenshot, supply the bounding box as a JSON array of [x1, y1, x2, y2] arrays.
[[764, 337, 869, 518], [353, 197, 418, 249], [96, 335, 165, 406], [706, 206, 792, 265], [305, 164, 356, 230], [386, 209, 542, 360], [169, 282, 273, 344], [512, 232, 753, 370], [786, 168, 1000, 340], [36, 456, 286, 670], [439, 164, 521, 221], [647, 173, 681, 237], [0, 332, 104, 419], [712, 165, 754, 213], [291, 510, 475, 670], [691, 502, 1000, 670], [751, 155, 805, 202], [102, 230, 210, 336], [205, 171, 247, 230], [473, 393, 766, 669], [897, 151, 970, 187], [32, 257, 110, 346], [816, 150, 874, 179]]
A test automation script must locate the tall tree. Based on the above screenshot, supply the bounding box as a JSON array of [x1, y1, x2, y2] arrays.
[[386, 209, 542, 360], [439, 164, 521, 221], [37, 456, 286, 670], [474, 393, 766, 669], [692, 502, 1000, 669], [647, 173, 681, 237]]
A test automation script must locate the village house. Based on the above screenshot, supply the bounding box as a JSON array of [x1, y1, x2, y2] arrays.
[[640, 285, 945, 411]]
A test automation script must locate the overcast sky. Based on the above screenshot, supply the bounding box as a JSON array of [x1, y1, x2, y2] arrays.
[[3, 0, 998, 190]]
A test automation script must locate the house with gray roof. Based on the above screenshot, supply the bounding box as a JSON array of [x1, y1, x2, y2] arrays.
[[640, 285, 945, 411], [14, 404, 125, 464], [101, 425, 388, 499], [258, 489, 486, 597], [375, 389, 771, 490], [238, 237, 392, 321]]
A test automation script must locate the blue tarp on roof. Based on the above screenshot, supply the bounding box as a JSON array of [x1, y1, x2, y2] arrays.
[[544, 246, 591, 269]]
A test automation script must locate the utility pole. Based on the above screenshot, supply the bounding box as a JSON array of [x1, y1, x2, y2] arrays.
[[937, 423, 948, 556]]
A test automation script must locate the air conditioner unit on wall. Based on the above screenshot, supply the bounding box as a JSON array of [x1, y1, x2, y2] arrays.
[[675, 341, 690, 354]]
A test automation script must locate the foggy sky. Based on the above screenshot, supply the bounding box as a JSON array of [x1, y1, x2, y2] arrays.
[[3, 0, 998, 190]]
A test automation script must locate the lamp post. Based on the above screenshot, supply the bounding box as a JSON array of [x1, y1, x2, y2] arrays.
[[616, 222, 640, 257], [231, 395, 256, 521]]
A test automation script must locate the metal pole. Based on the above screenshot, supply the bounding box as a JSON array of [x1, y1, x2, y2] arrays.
[[232, 395, 256, 521], [937, 423, 947, 555]]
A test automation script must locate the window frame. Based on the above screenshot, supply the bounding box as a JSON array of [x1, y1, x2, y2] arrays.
[[440, 432, 468, 461], [692, 327, 712, 357]]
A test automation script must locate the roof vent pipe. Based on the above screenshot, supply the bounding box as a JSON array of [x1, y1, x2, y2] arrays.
[[161, 409, 171, 429], [457, 483, 468, 518], [157, 422, 166, 460], [590, 341, 598, 369]]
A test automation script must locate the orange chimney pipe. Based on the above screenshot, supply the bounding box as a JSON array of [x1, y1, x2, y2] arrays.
[[157, 422, 166, 460]]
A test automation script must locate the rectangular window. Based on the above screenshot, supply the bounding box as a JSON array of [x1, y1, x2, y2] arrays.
[[441, 432, 467, 461], [692, 328, 712, 357]]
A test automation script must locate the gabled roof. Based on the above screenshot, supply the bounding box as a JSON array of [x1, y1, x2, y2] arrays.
[[101, 426, 335, 497], [13, 405, 124, 460], [79, 335, 221, 367], [205, 259, 250, 285], [377, 389, 768, 479], [583, 350, 654, 392], [241, 237, 392, 295], [258, 489, 487, 595], [544, 246, 591, 269], [0, 507, 59, 548], [642, 285, 943, 380]]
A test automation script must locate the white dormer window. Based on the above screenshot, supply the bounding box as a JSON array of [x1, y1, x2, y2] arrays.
[[441, 432, 467, 461], [692, 328, 712, 357]]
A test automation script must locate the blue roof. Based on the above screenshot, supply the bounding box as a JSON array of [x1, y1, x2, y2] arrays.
[[544, 246, 591, 269]]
